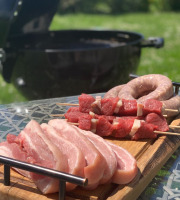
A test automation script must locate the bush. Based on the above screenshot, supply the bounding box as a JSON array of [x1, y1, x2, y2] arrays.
[[58, 0, 149, 14], [169, 0, 180, 11], [108, 0, 149, 14], [57, 0, 180, 14]]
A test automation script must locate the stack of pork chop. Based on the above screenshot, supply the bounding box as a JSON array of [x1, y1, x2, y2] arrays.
[[0, 119, 138, 194]]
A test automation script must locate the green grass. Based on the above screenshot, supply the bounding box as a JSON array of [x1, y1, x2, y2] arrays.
[[0, 12, 180, 104]]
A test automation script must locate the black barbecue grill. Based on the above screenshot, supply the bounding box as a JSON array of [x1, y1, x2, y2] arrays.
[[0, 0, 164, 100]]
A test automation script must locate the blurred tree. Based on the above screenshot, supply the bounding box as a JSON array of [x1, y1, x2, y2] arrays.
[[57, 0, 180, 14], [108, 0, 149, 13], [169, 0, 180, 11]]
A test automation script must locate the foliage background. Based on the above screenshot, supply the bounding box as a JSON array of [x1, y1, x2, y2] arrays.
[[58, 0, 180, 14]]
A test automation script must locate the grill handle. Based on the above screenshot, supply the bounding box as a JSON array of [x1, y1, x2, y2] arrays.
[[140, 37, 164, 48]]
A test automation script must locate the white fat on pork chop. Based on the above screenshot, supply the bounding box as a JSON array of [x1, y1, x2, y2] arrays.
[[73, 125, 117, 184], [41, 123, 86, 191], [48, 119, 106, 189]]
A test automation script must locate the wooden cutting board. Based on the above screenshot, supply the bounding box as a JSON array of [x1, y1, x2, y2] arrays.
[[0, 116, 180, 200]]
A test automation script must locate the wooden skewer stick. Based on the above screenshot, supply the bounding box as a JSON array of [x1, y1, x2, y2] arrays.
[[56, 103, 79, 106], [68, 122, 79, 126], [154, 131, 180, 136], [164, 108, 179, 113], [50, 114, 65, 117], [169, 125, 180, 129]]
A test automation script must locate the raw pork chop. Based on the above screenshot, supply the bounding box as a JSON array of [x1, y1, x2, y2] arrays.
[[41, 123, 86, 191], [107, 141, 138, 184], [48, 119, 106, 189], [4, 120, 68, 194], [0, 141, 31, 178], [74, 126, 117, 184]]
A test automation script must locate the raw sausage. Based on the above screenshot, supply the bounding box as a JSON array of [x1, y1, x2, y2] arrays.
[[162, 95, 180, 117], [117, 74, 174, 102]]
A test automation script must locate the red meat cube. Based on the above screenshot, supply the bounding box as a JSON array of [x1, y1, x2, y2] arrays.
[[112, 117, 135, 138], [96, 116, 114, 136], [65, 111, 89, 123], [101, 97, 119, 116], [78, 93, 95, 113], [145, 113, 169, 132], [78, 115, 92, 131], [143, 99, 163, 116], [132, 121, 157, 140], [119, 99, 137, 116]]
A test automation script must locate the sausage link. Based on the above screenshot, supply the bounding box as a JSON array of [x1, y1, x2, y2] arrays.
[[162, 95, 180, 117], [118, 74, 174, 103]]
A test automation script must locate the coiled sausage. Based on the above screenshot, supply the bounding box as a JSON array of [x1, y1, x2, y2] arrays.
[[162, 95, 180, 117], [117, 74, 174, 102]]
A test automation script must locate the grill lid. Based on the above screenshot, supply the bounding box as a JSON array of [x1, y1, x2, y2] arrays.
[[0, 0, 59, 48]]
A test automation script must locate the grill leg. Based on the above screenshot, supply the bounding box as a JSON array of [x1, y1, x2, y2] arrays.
[[4, 165, 10, 186], [59, 180, 66, 200]]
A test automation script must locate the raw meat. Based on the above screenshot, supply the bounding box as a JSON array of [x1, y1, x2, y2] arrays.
[[107, 142, 138, 184], [145, 112, 169, 132], [73, 126, 117, 184], [78, 93, 95, 113], [101, 97, 119, 116], [41, 123, 86, 191], [48, 119, 106, 189], [132, 121, 158, 140], [119, 99, 137, 116], [96, 116, 114, 136], [7, 120, 68, 194], [143, 99, 163, 116]]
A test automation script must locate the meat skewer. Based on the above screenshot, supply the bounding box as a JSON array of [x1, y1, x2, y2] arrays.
[[50, 110, 180, 139], [50, 108, 172, 131], [56, 95, 179, 117], [50, 113, 169, 118], [66, 121, 180, 136], [56, 102, 179, 113], [66, 122, 180, 136]]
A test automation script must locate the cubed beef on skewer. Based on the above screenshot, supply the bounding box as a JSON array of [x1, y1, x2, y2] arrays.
[[145, 112, 169, 132], [132, 121, 158, 140], [78, 93, 165, 117], [101, 97, 119, 116], [64, 106, 169, 139], [143, 99, 163, 116], [65, 109, 89, 123], [112, 118, 135, 138], [78, 93, 95, 113]]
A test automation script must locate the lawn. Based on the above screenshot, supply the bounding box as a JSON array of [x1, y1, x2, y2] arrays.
[[0, 12, 180, 104]]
